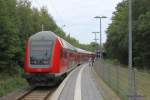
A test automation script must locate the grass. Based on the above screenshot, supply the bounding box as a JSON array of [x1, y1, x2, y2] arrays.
[[94, 59, 150, 100], [0, 68, 27, 97]]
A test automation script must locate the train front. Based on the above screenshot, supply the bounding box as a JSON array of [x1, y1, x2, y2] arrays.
[[23, 31, 60, 86]]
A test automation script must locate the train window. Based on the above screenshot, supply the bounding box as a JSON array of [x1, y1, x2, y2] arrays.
[[64, 52, 67, 59], [30, 40, 53, 67], [60, 49, 63, 59]]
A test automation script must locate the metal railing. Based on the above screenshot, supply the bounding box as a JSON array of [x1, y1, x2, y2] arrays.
[[93, 60, 150, 100]]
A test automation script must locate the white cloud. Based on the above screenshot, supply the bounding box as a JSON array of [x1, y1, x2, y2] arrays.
[[30, 0, 122, 44]]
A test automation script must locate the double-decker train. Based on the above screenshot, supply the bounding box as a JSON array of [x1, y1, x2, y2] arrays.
[[23, 31, 95, 86]]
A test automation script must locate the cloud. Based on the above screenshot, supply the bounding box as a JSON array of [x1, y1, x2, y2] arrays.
[[30, 0, 122, 44]]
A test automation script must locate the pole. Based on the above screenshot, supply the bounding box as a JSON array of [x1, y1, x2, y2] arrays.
[[94, 33, 97, 43], [92, 32, 99, 51], [94, 16, 107, 59], [42, 24, 44, 31], [128, 0, 136, 99], [99, 18, 102, 59], [92, 32, 99, 43], [129, 0, 132, 75]]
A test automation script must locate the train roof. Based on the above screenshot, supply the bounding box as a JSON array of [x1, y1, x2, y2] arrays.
[[61, 38, 76, 51], [29, 31, 56, 40], [29, 31, 76, 51], [29, 31, 94, 54], [76, 48, 94, 54]]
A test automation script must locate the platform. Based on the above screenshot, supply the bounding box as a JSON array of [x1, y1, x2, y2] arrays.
[[50, 63, 104, 100]]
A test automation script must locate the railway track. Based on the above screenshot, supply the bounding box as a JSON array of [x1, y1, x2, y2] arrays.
[[16, 87, 56, 100]]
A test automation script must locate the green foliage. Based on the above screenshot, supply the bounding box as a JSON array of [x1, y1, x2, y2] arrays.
[[0, 0, 65, 73], [105, 0, 128, 64], [0, 0, 96, 95], [0, 0, 95, 74], [0, 0, 20, 72], [105, 0, 150, 69], [79, 42, 99, 52], [63, 34, 98, 52], [0, 75, 27, 96]]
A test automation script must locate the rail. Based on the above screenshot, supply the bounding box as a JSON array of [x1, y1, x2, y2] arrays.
[[16, 87, 56, 100]]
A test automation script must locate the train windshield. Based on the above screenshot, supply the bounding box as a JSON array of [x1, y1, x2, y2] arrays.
[[30, 40, 53, 67]]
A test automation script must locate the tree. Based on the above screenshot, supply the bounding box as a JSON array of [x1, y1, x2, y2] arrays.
[[0, 0, 20, 73], [0, 0, 96, 74], [105, 0, 128, 64], [105, 0, 150, 69]]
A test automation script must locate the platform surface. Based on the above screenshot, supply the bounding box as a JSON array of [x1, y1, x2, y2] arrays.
[[51, 63, 104, 100]]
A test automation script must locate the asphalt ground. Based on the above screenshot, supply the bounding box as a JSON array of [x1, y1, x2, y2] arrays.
[[51, 63, 104, 100]]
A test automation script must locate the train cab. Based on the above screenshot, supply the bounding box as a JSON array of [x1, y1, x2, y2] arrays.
[[24, 31, 63, 86], [23, 31, 94, 86]]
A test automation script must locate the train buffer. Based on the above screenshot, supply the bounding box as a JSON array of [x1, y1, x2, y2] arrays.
[[50, 63, 121, 100]]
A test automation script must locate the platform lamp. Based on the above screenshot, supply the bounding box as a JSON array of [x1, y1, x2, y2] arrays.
[[94, 16, 107, 59]]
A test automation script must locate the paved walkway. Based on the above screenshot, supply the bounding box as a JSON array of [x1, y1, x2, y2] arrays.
[[51, 63, 104, 100]]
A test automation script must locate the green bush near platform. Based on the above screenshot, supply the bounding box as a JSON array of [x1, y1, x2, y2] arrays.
[[0, 74, 27, 97]]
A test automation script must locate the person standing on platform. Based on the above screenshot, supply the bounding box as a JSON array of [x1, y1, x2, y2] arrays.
[[89, 57, 92, 66], [91, 56, 95, 66]]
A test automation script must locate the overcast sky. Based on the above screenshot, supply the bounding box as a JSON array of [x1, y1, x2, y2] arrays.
[[30, 0, 122, 44]]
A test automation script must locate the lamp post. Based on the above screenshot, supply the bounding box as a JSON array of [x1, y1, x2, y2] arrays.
[[92, 32, 99, 44], [92, 32, 99, 58], [94, 16, 107, 59], [128, 0, 137, 100]]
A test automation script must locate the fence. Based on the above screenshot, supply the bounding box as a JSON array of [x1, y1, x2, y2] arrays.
[[93, 60, 150, 100]]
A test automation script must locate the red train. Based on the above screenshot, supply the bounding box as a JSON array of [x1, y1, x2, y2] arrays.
[[23, 31, 95, 86]]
